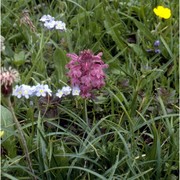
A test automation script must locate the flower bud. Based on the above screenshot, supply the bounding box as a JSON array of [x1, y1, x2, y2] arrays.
[[0, 67, 20, 96], [154, 40, 160, 47]]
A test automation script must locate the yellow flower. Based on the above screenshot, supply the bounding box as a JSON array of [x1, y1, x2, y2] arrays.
[[153, 6, 171, 19], [0, 130, 4, 138]]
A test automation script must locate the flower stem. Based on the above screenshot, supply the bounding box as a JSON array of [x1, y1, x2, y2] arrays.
[[7, 97, 36, 179], [83, 99, 89, 126]]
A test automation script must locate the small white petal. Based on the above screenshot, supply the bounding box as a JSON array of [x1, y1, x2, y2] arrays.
[[55, 21, 66, 31], [62, 86, 71, 95], [56, 89, 63, 98], [72, 86, 80, 96], [44, 20, 56, 29]]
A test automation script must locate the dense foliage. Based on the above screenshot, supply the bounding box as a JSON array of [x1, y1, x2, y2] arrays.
[[1, 0, 179, 179]]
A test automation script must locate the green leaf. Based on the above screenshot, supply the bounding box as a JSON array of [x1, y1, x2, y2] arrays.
[[53, 48, 68, 84], [1, 105, 17, 158], [13, 51, 26, 66], [128, 43, 147, 62], [118, 11, 154, 41], [160, 35, 173, 58]]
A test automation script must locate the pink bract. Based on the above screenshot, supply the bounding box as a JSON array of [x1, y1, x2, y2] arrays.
[[66, 50, 108, 98]]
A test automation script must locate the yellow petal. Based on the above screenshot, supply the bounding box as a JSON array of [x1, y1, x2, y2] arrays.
[[153, 5, 171, 19], [153, 8, 159, 16], [157, 6, 164, 15], [163, 8, 171, 19]]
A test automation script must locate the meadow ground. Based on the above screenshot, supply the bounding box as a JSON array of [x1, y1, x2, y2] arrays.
[[1, 0, 179, 179]]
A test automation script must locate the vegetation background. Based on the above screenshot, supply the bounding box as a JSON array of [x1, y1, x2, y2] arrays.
[[1, 0, 179, 179]]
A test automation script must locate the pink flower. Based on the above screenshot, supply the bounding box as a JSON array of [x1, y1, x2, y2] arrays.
[[0, 67, 20, 96], [66, 50, 108, 98], [90, 64, 105, 79], [68, 65, 82, 78]]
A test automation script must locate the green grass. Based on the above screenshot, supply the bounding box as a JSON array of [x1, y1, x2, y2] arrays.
[[1, 0, 179, 179]]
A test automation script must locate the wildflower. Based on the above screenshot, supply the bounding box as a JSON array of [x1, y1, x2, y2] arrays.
[[13, 84, 35, 99], [0, 130, 4, 138], [155, 49, 161, 54], [19, 84, 33, 99], [153, 6, 171, 19], [34, 84, 52, 97], [154, 40, 160, 47], [12, 85, 24, 98], [62, 86, 71, 95], [66, 50, 108, 98], [0, 67, 20, 96], [30, 85, 38, 96], [0, 35, 5, 52], [21, 85, 33, 99], [56, 89, 64, 98], [40, 14, 56, 29], [44, 20, 56, 29], [39, 14, 55, 22], [55, 21, 66, 31], [12, 84, 52, 98], [39, 14, 66, 31], [72, 86, 81, 96]]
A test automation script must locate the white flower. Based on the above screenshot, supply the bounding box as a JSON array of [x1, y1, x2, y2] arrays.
[[44, 20, 56, 29], [62, 86, 71, 95], [55, 21, 66, 31], [12, 84, 52, 98], [13, 84, 36, 99], [43, 84, 52, 96], [40, 14, 67, 31], [12, 85, 23, 98], [56, 89, 64, 98], [72, 86, 80, 96], [34, 84, 52, 97], [30, 85, 37, 96], [39, 15, 55, 22], [21, 84, 32, 99]]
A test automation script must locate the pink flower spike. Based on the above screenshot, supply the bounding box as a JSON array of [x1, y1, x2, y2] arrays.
[[66, 50, 108, 99]]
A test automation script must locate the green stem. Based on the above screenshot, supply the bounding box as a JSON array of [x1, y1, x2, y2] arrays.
[[83, 99, 89, 126], [7, 97, 36, 179]]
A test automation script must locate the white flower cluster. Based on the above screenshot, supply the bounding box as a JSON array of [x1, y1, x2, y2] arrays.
[[56, 85, 80, 98], [39, 14, 66, 31], [12, 84, 80, 99]]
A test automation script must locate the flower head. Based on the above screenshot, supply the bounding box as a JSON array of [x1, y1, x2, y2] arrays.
[[34, 84, 52, 97], [66, 50, 108, 98], [39, 14, 66, 31], [55, 21, 66, 31], [12, 85, 24, 98], [44, 20, 56, 29], [56, 89, 64, 98], [155, 49, 161, 54], [0, 67, 20, 96], [154, 40, 160, 47], [39, 15, 55, 22], [72, 85, 81, 96], [12, 84, 33, 99], [12, 84, 52, 98], [55, 86, 72, 98], [21, 85, 33, 99], [153, 6, 171, 19], [62, 86, 71, 95]]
